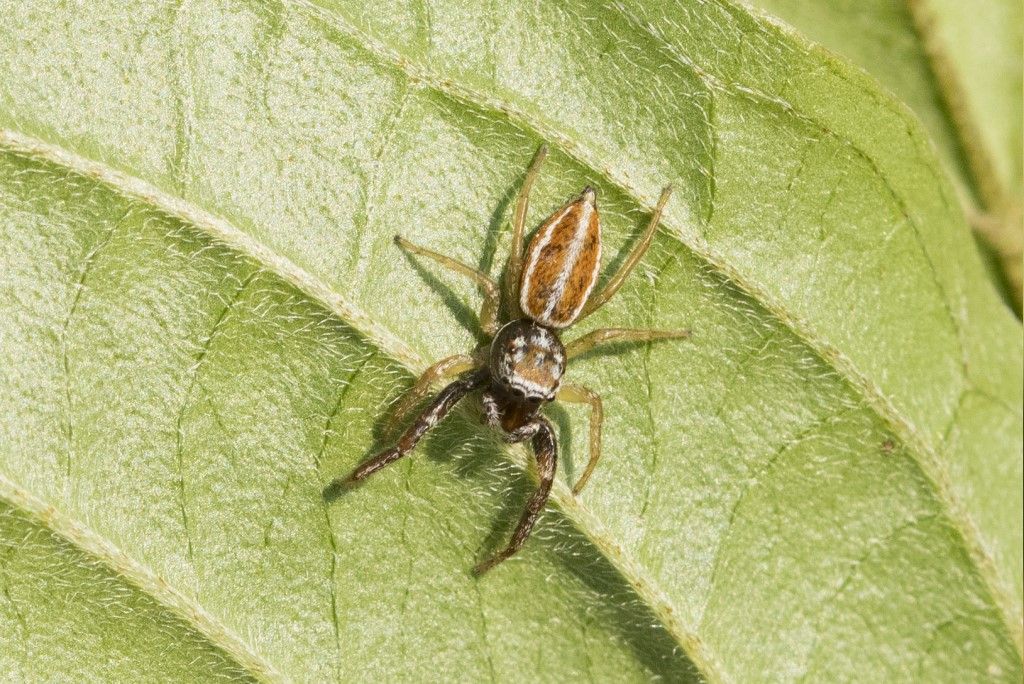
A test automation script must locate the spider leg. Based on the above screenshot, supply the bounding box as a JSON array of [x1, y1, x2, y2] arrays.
[[395, 236, 501, 336], [333, 368, 488, 489], [565, 327, 690, 361], [388, 353, 478, 436], [504, 144, 548, 318], [556, 383, 603, 494], [474, 416, 556, 575], [578, 185, 673, 320]]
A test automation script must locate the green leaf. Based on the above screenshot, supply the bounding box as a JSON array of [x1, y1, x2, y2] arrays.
[[0, 0, 1021, 681], [739, 0, 975, 203], [909, 0, 1023, 309], [909, 0, 1022, 210], [745, 0, 1023, 308]]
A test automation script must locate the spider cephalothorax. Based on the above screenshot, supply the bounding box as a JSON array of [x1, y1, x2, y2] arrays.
[[331, 145, 688, 574], [489, 319, 566, 402]]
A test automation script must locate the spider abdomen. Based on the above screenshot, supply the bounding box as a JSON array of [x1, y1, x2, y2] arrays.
[[489, 319, 566, 402], [519, 187, 601, 329]]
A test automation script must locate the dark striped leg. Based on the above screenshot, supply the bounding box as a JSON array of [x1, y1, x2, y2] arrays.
[[387, 354, 478, 437], [333, 368, 488, 488], [474, 417, 557, 575]]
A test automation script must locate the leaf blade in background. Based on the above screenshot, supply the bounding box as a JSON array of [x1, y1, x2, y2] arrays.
[[745, 0, 1023, 307], [0, 0, 1021, 681], [909, 0, 1023, 308], [910, 0, 1022, 211]]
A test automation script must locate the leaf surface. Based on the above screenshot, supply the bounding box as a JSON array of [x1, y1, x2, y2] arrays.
[[908, 0, 1022, 209], [745, 0, 1023, 308], [0, 0, 1022, 681], [741, 0, 974, 201]]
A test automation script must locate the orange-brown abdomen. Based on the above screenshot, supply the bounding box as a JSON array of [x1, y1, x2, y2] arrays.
[[519, 188, 601, 328]]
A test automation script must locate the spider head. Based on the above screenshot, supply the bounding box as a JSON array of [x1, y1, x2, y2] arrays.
[[489, 319, 566, 403]]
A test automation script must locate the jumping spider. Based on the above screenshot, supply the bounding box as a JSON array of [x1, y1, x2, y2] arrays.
[[330, 145, 689, 574]]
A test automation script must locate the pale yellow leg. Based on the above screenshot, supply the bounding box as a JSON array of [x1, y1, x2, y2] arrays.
[[395, 236, 501, 336], [557, 383, 603, 495], [387, 354, 478, 435], [579, 185, 673, 320], [504, 144, 548, 318], [566, 327, 690, 361]]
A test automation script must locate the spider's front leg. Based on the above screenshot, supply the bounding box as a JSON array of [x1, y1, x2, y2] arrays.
[[387, 353, 478, 436], [328, 368, 488, 493], [481, 390, 502, 430], [474, 416, 557, 575]]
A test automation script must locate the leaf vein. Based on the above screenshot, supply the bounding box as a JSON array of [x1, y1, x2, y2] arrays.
[[174, 270, 260, 574], [60, 216, 122, 480]]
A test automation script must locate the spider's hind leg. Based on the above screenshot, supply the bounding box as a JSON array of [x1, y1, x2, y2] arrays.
[[578, 185, 673, 320], [504, 144, 548, 318], [556, 383, 603, 494], [330, 368, 488, 493], [395, 236, 501, 336]]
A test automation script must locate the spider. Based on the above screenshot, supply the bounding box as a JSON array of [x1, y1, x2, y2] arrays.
[[329, 145, 689, 574]]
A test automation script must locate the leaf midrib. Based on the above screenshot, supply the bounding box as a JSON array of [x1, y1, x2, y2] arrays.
[[0, 4, 1019, 665], [901, 0, 1024, 312]]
